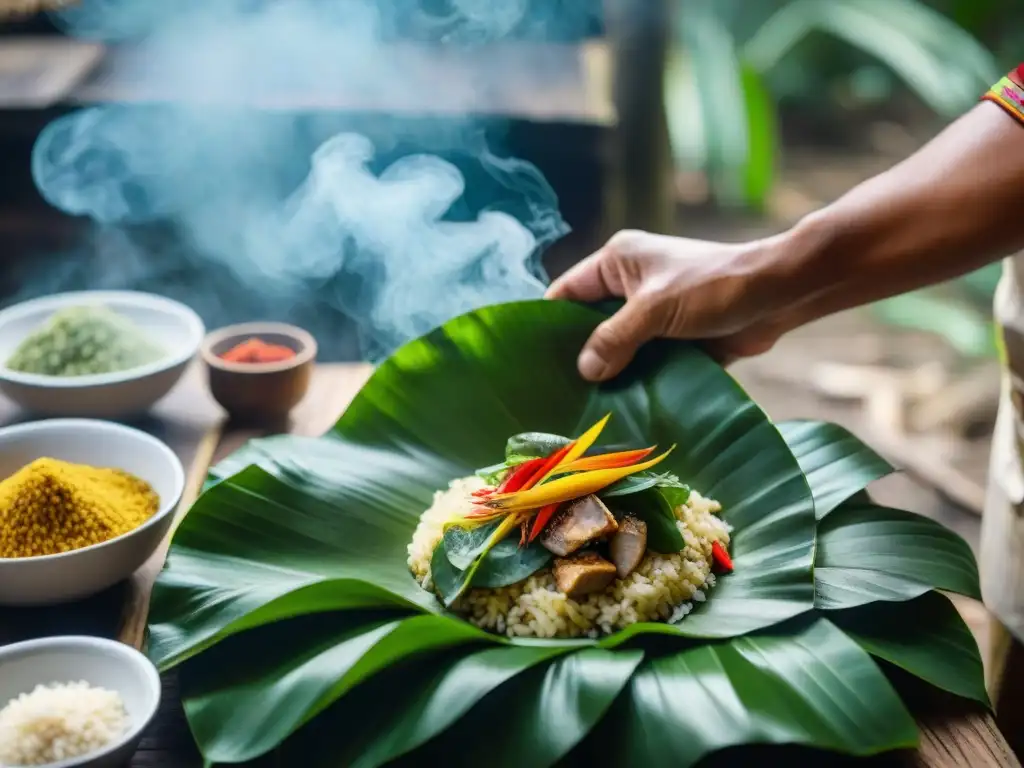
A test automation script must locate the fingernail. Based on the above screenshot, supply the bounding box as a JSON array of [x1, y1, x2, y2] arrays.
[[578, 349, 608, 381]]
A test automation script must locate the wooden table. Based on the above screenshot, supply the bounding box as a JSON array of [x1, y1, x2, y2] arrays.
[[0, 363, 1018, 767]]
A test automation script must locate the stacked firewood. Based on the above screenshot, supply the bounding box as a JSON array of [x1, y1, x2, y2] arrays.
[[749, 334, 998, 515], [809, 358, 997, 513]]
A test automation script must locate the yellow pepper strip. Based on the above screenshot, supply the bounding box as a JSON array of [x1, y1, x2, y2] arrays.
[[444, 506, 505, 528], [535, 413, 611, 485], [558, 446, 655, 473], [481, 446, 675, 512]]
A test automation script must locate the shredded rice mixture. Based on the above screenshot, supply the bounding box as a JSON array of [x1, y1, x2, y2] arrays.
[[408, 476, 732, 639], [0, 681, 128, 766]]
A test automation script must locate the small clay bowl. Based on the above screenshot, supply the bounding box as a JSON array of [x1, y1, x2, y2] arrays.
[[201, 322, 316, 423]]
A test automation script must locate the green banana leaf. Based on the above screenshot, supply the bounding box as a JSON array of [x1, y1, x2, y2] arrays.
[[608, 617, 918, 765], [777, 420, 894, 519], [743, 0, 996, 118], [814, 501, 981, 609], [831, 591, 989, 708], [149, 300, 985, 766], [667, 3, 778, 209]]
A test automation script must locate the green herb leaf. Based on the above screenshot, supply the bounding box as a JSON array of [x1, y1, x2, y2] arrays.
[[602, 470, 689, 499], [443, 524, 497, 571], [601, 473, 660, 497], [437, 522, 552, 597], [429, 540, 464, 605], [605, 488, 685, 554], [505, 432, 571, 461], [473, 536, 553, 589]]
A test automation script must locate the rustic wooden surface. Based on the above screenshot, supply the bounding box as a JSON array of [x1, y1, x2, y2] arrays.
[[69, 40, 615, 125], [0, 362, 1018, 767], [0, 37, 103, 108]]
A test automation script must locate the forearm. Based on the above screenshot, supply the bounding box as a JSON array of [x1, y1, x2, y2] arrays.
[[753, 101, 1024, 331]]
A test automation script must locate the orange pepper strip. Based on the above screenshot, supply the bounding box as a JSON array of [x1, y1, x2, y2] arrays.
[[482, 447, 675, 512], [518, 442, 574, 491], [534, 414, 610, 485], [558, 447, 655, 473], [527, 502, 561, 543]]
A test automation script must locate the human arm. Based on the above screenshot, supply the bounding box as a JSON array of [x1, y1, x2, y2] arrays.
[[548, 70, 1024, 381]]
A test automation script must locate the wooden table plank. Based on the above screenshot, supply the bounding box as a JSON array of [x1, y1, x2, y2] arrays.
[[0, 363, 1017, 767], [71, 40, 615, 125], [0, 37, 104, 108]]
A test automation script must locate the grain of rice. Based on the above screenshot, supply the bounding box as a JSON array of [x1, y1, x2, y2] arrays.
[[0, 681, 128, 766], [408, 475, 732, 639]]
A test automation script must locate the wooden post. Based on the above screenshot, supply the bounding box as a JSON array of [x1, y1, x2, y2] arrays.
[[989, 616, 1024, 760], [603, 0, 674, 239]]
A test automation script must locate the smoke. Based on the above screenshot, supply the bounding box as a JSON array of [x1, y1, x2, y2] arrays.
[[29, 0, 588, 360]]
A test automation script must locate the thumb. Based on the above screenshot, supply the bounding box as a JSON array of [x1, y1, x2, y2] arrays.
[[578, 301, 656, 382]]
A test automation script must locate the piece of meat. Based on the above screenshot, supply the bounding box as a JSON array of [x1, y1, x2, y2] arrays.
[[539, 495, 618, 556], [553, 552, 618, 599], [609, 515, 648, 578]]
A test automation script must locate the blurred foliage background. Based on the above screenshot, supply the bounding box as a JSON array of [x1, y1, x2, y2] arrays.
[[666, 0, 1022, 360]]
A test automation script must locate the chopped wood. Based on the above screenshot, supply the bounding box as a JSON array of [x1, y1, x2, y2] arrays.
[[750, 357, 990, 514], [809, 360, 947, 402], [863, 427, 986, 515], [908, 362, 1000, 435]]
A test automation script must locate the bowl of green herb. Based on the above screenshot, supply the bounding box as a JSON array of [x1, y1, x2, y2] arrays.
[[0, 291, 205, 418]]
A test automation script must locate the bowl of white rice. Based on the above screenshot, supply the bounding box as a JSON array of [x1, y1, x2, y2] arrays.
[[0, 636, 160, 767]]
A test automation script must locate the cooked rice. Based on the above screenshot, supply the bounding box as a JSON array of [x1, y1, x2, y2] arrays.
[[0, 681, 128, 766], [407, 475, 732, 639]]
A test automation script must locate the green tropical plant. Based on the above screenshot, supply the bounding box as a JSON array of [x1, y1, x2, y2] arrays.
[[668, 0, 1000, 209], [148, 300, 987, 767]]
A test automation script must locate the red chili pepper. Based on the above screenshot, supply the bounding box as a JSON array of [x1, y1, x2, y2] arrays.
[[711, 541, 733, 573], [521, 443, 575, 490], [471, 488, 494, 498], [497, 457, 547, 494], [527, 502, 561, 543]]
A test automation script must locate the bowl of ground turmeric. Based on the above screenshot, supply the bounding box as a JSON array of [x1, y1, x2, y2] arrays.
[[0, 418, 185, 606]]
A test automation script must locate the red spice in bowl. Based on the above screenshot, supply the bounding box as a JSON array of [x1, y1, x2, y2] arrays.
[[218, 337, 297, 364]]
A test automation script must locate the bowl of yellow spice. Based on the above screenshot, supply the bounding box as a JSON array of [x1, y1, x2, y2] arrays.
[[0, 418, 184, 606], [0, 290, 205, 418]]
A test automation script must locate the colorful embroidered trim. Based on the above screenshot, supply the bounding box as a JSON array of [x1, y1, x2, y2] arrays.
[[982, 64, 1024, 126]]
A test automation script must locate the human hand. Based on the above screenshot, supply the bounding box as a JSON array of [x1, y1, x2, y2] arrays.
[[545, 229, 791, 381]]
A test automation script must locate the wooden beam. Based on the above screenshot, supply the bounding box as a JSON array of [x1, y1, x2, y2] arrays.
[[603, 0, 674, 237]]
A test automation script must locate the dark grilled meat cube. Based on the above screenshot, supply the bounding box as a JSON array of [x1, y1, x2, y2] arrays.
[[609, 515, 648, 578], [539, 495, 618, 556], [553, 552, 618, 599]]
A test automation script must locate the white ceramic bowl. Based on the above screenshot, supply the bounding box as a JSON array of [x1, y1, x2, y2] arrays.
[[0, 636, 161, 768], [0, 290, 205, 418], [0, 419, 185, 606]]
